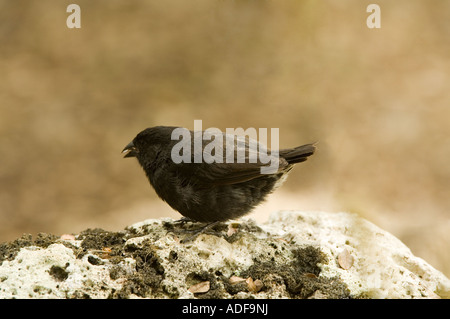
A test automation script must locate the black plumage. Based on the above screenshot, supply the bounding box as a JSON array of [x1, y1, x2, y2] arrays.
[[123, 126, 315, 223]]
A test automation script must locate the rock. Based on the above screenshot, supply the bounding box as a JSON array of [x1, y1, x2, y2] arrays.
[[266, 211, 450, 299], [0, 211, 448, 299]]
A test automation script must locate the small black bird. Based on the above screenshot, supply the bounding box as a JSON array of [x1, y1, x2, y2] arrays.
[[122, 126, 315, 223]]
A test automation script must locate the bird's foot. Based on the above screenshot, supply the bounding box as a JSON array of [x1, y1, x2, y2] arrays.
[[173, 217, 193, 225], [175, 221, 223, 243]]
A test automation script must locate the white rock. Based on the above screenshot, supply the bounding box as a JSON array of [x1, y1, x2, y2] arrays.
[[0, 243, 123, 298], [0, 211, 448, 299], [265, 211, 450, 298]]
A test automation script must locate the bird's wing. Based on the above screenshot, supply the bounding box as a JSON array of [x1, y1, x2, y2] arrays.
[[172, 131, 288, 186]]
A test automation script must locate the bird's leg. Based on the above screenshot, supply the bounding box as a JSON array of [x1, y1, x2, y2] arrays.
[[179, 221, 222, 243], [173, 217, 193, 225]]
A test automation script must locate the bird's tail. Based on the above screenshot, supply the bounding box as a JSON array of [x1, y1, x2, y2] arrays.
[[279, 143, 316, 164]]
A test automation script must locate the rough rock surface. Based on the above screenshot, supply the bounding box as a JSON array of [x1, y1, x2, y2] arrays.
[[0, 211, 449, 299]]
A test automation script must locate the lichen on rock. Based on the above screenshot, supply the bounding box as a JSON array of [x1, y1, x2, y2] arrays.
[[0, 211, 449, 299]]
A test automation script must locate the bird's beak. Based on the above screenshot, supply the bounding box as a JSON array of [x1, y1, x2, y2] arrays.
[[122, 141, 138, 158]]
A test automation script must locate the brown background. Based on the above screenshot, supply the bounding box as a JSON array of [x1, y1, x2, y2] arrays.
[[1, 1, 449, 277]]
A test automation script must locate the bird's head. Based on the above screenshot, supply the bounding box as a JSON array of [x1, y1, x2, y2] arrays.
[[122, 126, 179, 166]]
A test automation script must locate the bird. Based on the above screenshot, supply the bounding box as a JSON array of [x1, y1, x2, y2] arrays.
[[122, 126, 315, 224]]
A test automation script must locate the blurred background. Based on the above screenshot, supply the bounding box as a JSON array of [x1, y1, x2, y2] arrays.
[[1, 0, 449, 277]]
